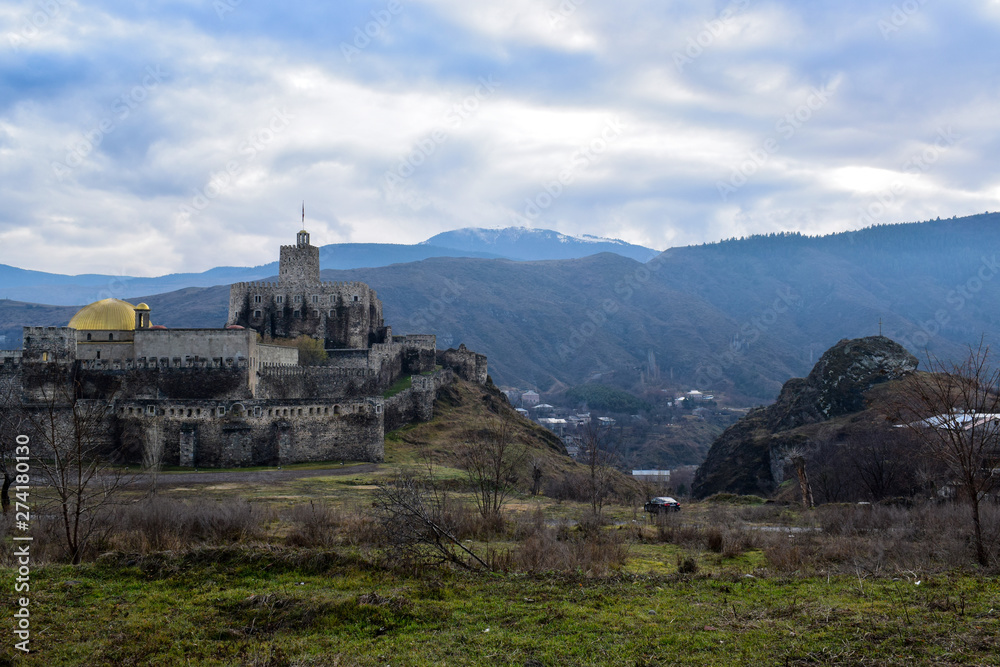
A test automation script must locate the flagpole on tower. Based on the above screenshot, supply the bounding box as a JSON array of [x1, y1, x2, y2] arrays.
[[302, 201, 305, 228]]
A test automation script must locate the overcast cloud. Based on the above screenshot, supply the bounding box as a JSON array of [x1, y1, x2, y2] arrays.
[[2, 0, 999, 275]]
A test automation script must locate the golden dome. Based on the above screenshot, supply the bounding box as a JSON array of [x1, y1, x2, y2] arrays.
[[134, 303, 150, 311], [68, 298, 139, 331]]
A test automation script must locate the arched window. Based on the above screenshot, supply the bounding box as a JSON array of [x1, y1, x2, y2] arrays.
[[86, 333, 92, 341], [109, 333, 114, 341]]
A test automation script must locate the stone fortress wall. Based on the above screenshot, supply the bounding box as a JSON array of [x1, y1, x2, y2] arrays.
[[5, 228, 487, 468], [228, 280, 386, 349]]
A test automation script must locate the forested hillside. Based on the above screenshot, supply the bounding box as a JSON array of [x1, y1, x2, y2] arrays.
[[3, 214, 999, 402]]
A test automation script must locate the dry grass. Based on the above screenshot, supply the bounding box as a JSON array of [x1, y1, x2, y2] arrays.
[[497, 508, 630, 575]]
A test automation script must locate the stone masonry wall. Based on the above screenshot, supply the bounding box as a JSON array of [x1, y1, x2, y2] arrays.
[[438, 345, 488, 384], [383, 369, 454, 432], [119, 398, 385, 467], [228, 281, 385, 349]]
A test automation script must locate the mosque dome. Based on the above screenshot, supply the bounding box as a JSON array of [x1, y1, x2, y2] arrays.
[[67, 298, 139, 331]]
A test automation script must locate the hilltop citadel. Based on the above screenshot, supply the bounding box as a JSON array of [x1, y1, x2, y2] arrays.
[[0, 226, 486, 467]]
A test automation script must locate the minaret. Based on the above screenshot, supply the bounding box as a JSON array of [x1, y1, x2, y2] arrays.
[[279, 205, 320, 285]]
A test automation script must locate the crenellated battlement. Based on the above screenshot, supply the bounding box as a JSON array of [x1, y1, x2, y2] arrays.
[[260, 365, 375, 378], [79, 357, 251, 371], [232, 280, 375, 291], [0, 350, 22, 368], [117, 397, 377, 421]]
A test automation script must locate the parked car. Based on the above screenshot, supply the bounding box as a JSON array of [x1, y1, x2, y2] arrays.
[[644, 496, 681, 513]]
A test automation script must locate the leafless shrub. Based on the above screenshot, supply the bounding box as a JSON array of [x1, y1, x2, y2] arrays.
[[705, 526, 724, 553], [652, 512, 703, 547], [755, 499, 1000, 575], [0, 511, 65, 565], [334, 506, 383, 547], [284, 501, 339, 548], [505, 513, 630, 576], [721, 526, 760, 558], [189, 499, 271, 543], [374, 471, 489, 571], [816, 503, 908, 536], [544, 471, 591, 502], [106, 498, 271, 554], [762, 534, 808, 572], [734, 503, 795, 525], [282, 501, 382, 548]]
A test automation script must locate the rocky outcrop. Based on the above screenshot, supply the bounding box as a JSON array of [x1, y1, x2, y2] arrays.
[[692, 336, 918, 498]]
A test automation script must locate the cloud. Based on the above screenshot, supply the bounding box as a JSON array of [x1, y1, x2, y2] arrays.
[[0, 0, 999, 275]]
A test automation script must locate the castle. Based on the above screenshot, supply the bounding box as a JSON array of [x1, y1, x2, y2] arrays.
[[0, 227, 487, 467]]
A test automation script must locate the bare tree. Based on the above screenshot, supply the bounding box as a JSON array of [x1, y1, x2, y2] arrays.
[[892, 340, 1000, 566], [581, 423, 621, 518], [529, 457, 544, 496], [22, 364, 132, 564], [844, 425, 922, 502], [460, 416, 527, 527], [807, 434, 851, 504], [373, 468, 488, 571]]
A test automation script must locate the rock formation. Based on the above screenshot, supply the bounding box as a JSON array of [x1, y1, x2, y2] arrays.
[[692, 336, 918, 498]]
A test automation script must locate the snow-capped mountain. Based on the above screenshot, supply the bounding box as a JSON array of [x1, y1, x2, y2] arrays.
[[422, 227, 660, 262]]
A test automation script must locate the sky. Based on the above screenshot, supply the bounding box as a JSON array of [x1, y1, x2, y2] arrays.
[[2, 0, 1000, 276]]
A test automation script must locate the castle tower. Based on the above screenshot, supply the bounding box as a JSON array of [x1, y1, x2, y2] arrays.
[[279, 228, 320, 285]]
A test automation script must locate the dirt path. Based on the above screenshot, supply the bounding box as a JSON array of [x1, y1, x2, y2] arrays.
[[131, 463, 380, 487]]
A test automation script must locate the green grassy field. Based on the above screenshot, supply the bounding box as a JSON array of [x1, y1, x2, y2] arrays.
[[1, 546, 998, 666], [3, 381, 998, 665]]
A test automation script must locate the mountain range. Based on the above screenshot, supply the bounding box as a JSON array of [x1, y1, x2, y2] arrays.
[[0, 227, 659, 306], [2, 214, 999, 403]]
